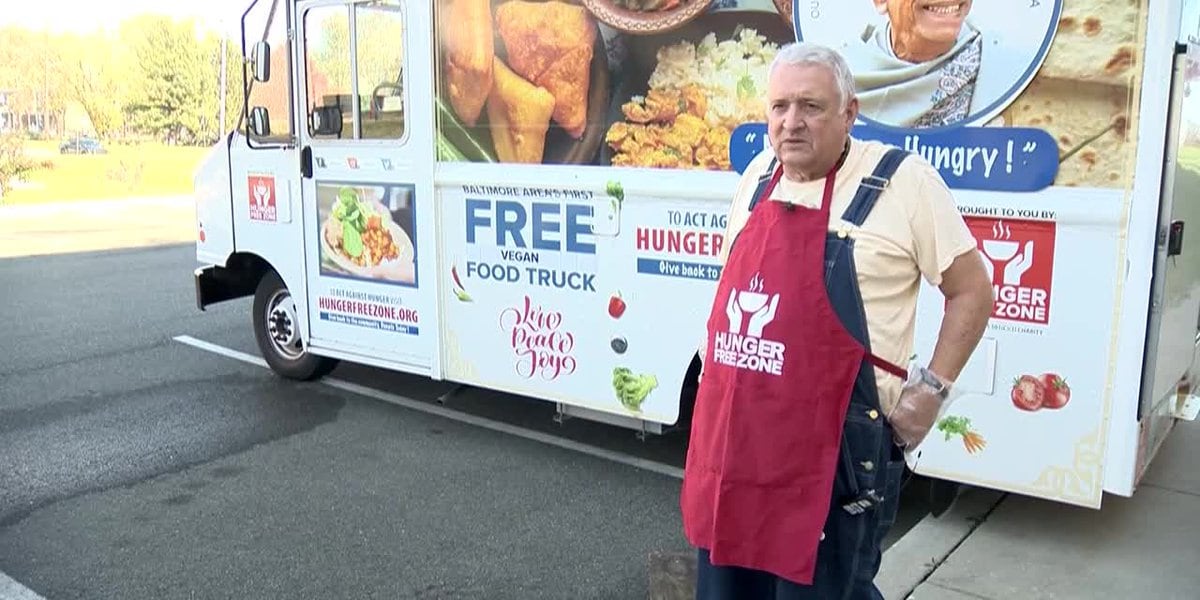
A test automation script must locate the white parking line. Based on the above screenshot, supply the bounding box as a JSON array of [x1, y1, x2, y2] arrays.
[[172, 335, 685, 480], [0, 571, 45, 600]]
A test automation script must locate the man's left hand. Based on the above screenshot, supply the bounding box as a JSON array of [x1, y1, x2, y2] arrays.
[[889, 369, 950, 449]]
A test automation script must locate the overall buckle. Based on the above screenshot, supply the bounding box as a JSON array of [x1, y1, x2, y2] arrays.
[[842, 489, 885, 515], [860, 175, 890, 191]]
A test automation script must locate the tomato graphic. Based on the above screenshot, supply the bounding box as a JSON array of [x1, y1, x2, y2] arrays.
[[608, 292, 626, 319], [1011, 375, 1045, 411], [1039, 373, 1071, 409]]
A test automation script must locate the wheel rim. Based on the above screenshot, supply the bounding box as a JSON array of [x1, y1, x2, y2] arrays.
[[264, 289, 304, 360]]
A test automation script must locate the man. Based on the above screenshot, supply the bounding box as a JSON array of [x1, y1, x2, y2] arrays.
[[840, 0, 983, 128], [681, 41, 993, 598]]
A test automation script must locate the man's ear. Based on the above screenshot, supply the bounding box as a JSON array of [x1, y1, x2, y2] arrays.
[[844, 96, 860, 128], [872, 0, 889, 15]]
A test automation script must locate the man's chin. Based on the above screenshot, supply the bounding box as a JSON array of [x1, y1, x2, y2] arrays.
[[776, 144, 810, 159]]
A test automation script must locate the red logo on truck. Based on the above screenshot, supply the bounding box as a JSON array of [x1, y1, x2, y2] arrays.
[[248, 175, 277, 222], [965, 217, 1056, 325]]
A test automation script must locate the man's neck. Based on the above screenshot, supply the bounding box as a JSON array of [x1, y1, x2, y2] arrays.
[[783, 140, 851, 182]]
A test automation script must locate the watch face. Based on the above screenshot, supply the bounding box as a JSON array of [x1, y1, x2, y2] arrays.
[[922, 370, 944, 392]]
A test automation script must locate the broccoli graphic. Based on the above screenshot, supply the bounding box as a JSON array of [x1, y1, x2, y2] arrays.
[[612, 366, 658, 412]]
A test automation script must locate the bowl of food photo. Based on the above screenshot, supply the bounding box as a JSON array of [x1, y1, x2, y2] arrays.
[[319, 185, 416, 284], [599, 10, 795, 171], [436, 0, 611, 165], [581, 0, 714, 35]]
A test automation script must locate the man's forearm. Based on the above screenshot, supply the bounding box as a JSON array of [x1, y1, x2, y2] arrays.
[[928, 288, 993, 383]]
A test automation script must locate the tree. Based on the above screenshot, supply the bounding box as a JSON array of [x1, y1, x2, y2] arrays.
[[60, 31, 129, 138], [0, 26, 73, 136], [120, 15, 212, 143], [0, 133, 33, 201]]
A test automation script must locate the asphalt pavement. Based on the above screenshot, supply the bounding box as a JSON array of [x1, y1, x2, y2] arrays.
[[0, 241, 933, 599]]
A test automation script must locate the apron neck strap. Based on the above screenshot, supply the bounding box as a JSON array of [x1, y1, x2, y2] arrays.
[[765, 140, 851, 212]]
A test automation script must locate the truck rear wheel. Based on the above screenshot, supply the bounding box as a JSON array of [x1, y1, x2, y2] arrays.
[[252, 270, 339, 381]]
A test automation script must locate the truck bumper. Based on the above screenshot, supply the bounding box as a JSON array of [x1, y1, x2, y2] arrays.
[[194, 265, 257, 311]]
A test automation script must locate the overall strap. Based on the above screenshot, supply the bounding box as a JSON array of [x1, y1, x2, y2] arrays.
[[840, 147, 909, 226], [746, 157, 779, 211]]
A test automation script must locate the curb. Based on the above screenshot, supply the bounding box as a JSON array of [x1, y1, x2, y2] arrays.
[[877, 489, 1007, 599], [0, 571, 45, 600], [0, 195, 194, 218]]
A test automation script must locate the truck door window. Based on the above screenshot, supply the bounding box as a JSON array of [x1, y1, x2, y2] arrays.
[[243, 0, 294, 147], [355, 2, 406, 140], [303, 0, 406, 142]]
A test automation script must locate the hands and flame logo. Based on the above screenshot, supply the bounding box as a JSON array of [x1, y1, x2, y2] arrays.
[[981, 219, 1034, 285], [726, 272, 780, 337]]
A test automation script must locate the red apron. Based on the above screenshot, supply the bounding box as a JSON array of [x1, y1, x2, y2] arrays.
[[681, 163, 884, 585]]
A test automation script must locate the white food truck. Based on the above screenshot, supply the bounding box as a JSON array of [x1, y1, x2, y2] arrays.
[[192, 0, 1199, 508]]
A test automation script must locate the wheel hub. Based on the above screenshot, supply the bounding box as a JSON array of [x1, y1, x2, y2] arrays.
[[266, 292, 303, 359]]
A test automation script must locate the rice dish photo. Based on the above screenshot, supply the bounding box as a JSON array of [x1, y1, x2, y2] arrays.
[[605, 28, 779, 171]]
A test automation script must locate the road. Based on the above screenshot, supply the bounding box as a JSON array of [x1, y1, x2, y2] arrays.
[[0, 243, 934, 599]]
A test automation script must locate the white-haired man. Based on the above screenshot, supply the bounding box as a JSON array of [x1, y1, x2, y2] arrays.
[[680, 41, 993, 598]]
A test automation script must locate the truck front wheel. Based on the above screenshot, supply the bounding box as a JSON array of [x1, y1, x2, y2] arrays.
[[252, 270, 339, 381]]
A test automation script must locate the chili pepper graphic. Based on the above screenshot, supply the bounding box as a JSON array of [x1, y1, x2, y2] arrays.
[[452, 264, 465, 290]]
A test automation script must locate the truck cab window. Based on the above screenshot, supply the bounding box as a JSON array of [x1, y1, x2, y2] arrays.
[[304, 0, 406, 142], [243, 0, 295, 146]]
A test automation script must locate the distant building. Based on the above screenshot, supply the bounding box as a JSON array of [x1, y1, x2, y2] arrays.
[[0, 90, 11, 132], [0, 91, 61, 137]]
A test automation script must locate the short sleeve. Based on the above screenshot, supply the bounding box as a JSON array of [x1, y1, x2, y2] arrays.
[[907, 163, 979, 286]]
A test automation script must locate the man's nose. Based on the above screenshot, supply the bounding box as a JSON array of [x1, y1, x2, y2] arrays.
[[780, 105, 807, 130]]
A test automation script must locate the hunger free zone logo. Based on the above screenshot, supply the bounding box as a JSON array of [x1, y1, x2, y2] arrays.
[[969, 217, 1056, 325], [248, 175, 277, 222], [712, 273, 786, 376]]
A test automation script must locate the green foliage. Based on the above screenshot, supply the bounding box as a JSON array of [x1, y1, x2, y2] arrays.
[[1, 16, 244, 146], [0, 133, 34, 200]]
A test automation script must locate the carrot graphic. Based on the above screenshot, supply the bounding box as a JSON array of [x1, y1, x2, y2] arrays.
[[961, 431, 987, 454], [936, 416, 987, 455]]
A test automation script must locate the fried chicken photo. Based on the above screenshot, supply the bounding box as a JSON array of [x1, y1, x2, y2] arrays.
[[486, 57, 556, 163], [495, 0, 595, 139], [441, 0, 494, 126]]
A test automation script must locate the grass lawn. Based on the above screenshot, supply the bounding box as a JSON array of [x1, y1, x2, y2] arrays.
[[3, 140, 210, 204]]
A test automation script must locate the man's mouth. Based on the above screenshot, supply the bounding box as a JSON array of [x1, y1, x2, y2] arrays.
[[921, 1, 965, 16]]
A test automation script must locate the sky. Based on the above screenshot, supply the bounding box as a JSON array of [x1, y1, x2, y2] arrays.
[[3, 0, 251, 35]]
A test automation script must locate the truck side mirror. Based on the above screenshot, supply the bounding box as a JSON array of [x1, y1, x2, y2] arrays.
[[250, 106, 271, 138], [252, 41, 271, 82], [311, 106, 343, 137]]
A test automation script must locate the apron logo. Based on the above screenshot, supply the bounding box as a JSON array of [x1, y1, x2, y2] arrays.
[[712, 272, 786, 375]]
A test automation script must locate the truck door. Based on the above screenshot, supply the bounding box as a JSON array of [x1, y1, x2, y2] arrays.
[[1140, 42, 1200, 417], [294, 0, 438, 375]]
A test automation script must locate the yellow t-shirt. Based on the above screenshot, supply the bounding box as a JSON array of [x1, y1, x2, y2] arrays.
[[699, 137, 979, 414]]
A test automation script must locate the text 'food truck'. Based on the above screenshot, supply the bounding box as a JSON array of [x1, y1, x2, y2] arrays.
[[192, 0, 1200, 508]]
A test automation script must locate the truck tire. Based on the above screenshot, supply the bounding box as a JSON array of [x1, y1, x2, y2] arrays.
[[252, 270, 338, 381]]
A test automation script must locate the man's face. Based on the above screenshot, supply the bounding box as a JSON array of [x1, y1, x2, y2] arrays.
[[874, 0, 973, 61], [766, 63, 856, 179]]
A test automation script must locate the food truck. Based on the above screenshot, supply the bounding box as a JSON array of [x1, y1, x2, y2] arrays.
[[191, 0, 1200, 508]]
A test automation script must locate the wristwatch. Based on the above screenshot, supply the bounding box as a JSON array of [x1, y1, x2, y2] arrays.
[[919, 368, 950, 400]]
